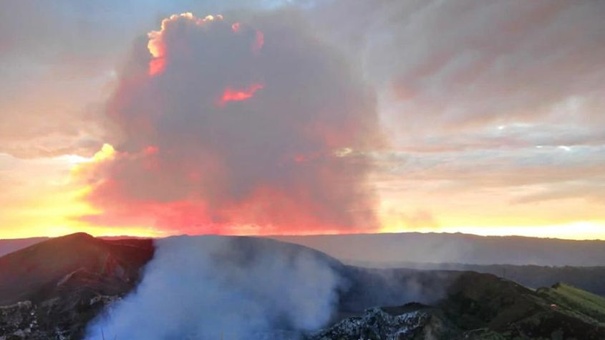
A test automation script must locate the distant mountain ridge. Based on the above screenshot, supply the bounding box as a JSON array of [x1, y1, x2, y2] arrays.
[[5, 232, 605, 266], [0, 237, 48, 257], [273, 232, 605, 266]]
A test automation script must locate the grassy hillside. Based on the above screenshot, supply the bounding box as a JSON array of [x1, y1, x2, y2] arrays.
[[537, 283, 605, 325], [439, 272, 605, 339]]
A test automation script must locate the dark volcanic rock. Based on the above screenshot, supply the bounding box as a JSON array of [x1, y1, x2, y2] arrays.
[[0, 301, 38, 339], [311, 304, 459, 340], [0, 295, 119, 340], [312, 307, 429, 340]]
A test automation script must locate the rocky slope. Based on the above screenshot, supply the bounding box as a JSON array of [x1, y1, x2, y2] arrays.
[[312, 304, 459, 340], [1, 234, 605, 339], [0, 233, 153, 339]]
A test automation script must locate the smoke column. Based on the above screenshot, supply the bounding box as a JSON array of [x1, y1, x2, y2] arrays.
[[85, 236, 344, 339], [80, 11, 382, 235]]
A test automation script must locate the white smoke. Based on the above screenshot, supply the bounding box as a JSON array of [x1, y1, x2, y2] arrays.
[[85, 236, 344, 339]]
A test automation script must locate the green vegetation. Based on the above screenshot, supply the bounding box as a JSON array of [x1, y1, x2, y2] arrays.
[[435, 272, 605, 339], [537, 283, 605, 325]]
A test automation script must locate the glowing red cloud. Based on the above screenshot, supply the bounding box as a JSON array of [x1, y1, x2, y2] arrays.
[[218, 83, 264, 106], [253, 30, 264, 54], [81, 12, 382, 235], [148, 58, 165, 76], [144, 146, 159, 155]]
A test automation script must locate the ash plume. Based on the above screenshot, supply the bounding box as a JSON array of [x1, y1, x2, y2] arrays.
[[85, 236, 344, 339], [80, 11, 382, 235]]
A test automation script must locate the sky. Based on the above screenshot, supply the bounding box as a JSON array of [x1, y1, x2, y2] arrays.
[[0, 0, 604, 239]]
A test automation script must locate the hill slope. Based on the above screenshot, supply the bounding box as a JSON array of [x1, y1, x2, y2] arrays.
[[274, 232, 605, 266], [0, 233, 154, 339], [314, 272, 605, 339], [1, 234, 605, 339]]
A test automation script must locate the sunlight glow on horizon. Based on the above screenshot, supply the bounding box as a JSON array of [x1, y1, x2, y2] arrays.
[[4, 222, 605, 240], [1, 142, 603, 241]]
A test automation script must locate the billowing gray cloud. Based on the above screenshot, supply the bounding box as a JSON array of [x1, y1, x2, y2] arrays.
[[81, 11, 382, 234], [0, 0, 314, 159]]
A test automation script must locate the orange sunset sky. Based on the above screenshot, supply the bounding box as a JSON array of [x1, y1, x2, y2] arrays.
[[0, 0, 604, 240]]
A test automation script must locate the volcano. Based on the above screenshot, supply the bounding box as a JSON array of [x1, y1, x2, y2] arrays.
[[1, 234, 604, 339]]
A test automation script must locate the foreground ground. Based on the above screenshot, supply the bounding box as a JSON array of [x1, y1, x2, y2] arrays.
[[0, 234, 604, 339]]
